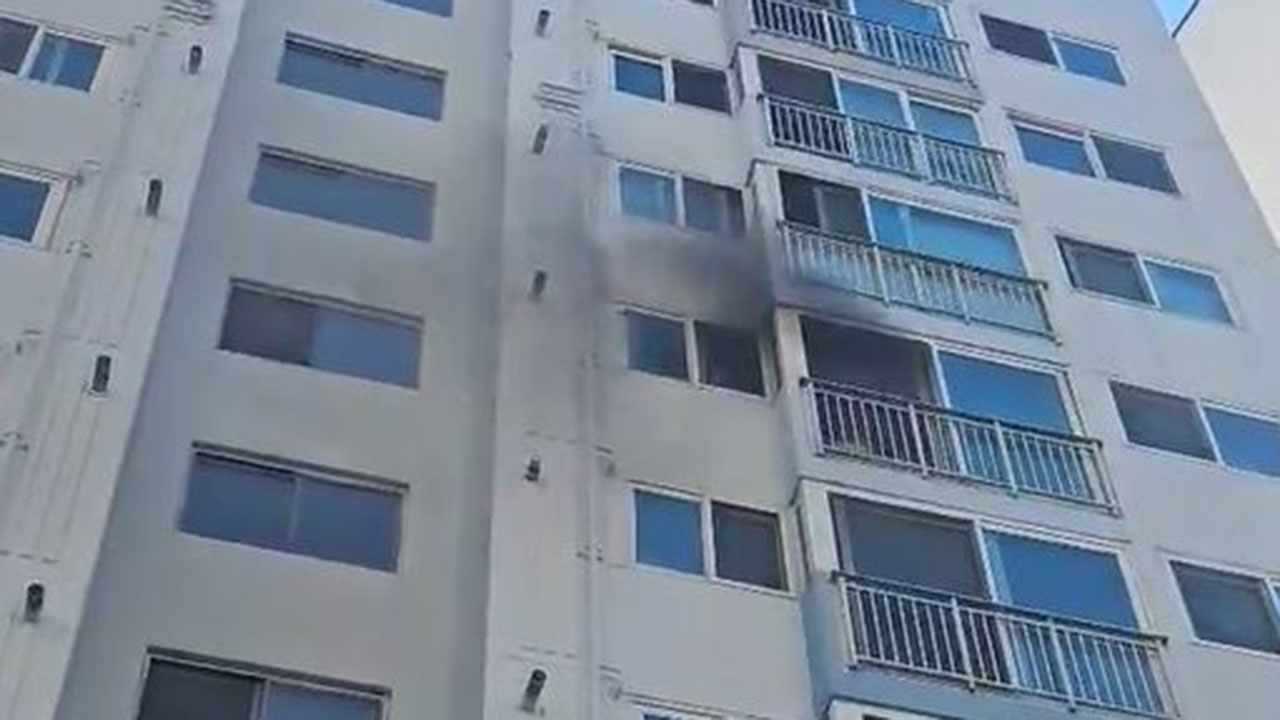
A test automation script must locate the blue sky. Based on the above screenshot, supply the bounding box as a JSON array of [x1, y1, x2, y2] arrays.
[[1155, 0, 1196, 27]]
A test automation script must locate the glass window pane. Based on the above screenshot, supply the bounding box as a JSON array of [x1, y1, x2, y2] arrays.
[[310, 306, 422, 387], [0, 172, 50, 243], [778, 171, 868, 239], [1015, 126, 1095, 176], [381, 0, 452, 17], [986, 532, 1137, 627], [1173, 562, 1280, 654], [137, 661, 259, 720], [868, 197, 909, 248], [619, 168, 677, 224], [910, 103, 980, 145], [625, 311, 688, 380], [1054, 38, 1125, 85], [634, 490, 703, 574], [251, 153, 434, 239], [1204, 408, 1280, 477], [614, 55, 665, 101], [834, 497, 984, 596], [712, 502, 785, 590], [981, 15, 1056, 64], [905, 205, 1023, 274], [279, 40, 443, 119], [263, 682, 382, 720], [1058, 238, 1151, 303], [696, 322, 764, 396], [0, 18, 36, 74], [219, 286, 316, 366], [800, 318, 935, 401], [939, 353, 1070, 432], [682, 178, 744, 237], [853, 0, 946, 36], [292, 478, 401, 571], [838, 80, 907, 127], [757, 55, 837, 109], [672, 61, 729, 112], [29, 35, 103, 91], [1146, 262, 1231, 323], [181, 454, 294, 552], [1092, 137, 1178, 193], [1111, 382, 1215, 459]]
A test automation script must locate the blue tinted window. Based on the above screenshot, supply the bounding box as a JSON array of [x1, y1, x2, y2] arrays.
[[619, 168, 676, 223], [262, 684, 382, 720], [986, 532, 1136, 628], [871, 197, 1021, 274], [1093, 137, 1177, 193], [0, 18, 36, 74], [0, 172, 50, 242], [614, 54, 665, 101], [251, 152, 434, 239], [29, 35, 102, 91], [839, 80, 906, 127], [1016, 126, 1094, 176], [182, 455, 293, 551], [635, 490, 703, 574], [1205, 408, 1280, 477], [293, 478, 401, 571], [910, 103, 979, 145], [279, 39, 443, 119], [1054, 38, 1125, 85], [311, 307, 422, 387], [381, 0, 452, 17], [854, 0, 945, 36], [1147, 262, 1231, 323], [940, 353, 1069, 432]]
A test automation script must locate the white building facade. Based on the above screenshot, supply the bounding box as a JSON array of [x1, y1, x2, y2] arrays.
[[0, 0, 1274, 719]]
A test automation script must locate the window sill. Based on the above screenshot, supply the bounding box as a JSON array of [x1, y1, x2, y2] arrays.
[[629, 561, 796, 601], [1117, 440, 1280, 485], [1066, 286, 1238, 330], [620, 367, 772, 405], [1188, 637, 1280, 664]]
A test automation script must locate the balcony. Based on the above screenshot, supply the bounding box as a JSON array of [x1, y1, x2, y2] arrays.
[[750, 0, 972, 84], [780, 222, 1052, 336], [803, 378, 1114, 510], [837, 574, 1175, 717], [763, 95, 1014, 201]]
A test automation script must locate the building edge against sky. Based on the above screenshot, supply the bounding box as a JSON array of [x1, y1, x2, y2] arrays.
[[0, 1, 1276, 720]]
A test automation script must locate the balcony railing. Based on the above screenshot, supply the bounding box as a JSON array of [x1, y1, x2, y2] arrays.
[[839, 575, 1175, 717], [804, 379, 1114, 510], [751, 0, 972, 83], [763, 96, 1015, 201], [781, 223, 1053, 336]]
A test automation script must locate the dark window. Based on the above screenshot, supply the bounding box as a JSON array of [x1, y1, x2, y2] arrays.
[[181, 452, 401, 571], [779, 171, 869, 239], [634, 490, 703, 574], [1204, 408, 1280, 477], [712, 502, 785, 590], [1092, 137, 1177, 193], [981, 15, 1055, 65], [219, 285, 423, 387], [682, 178, 744, 236], [250, 151, 434, 240], [1058, 238, 1151, 303], [381, 0, 452, 17], [1110, 382, 1214, 460], [1015, 126, 1094, 176], [0, 172, 50, 243], [625, 311, 688, 380], [29, 35, 103, 91], [672, 61, 729, 112], [696, 322, 764, 396], [614, 54, 665, 101], [1054, 38, 1125, 85], [1172, 562, 1280, 654], [279, 38, 444, 119], [0, 18, 36, 74], [832, 497, 984, 596], [800, 318, 934, 401], [757, 55, 836, 109], [137, 659, 383, 720]]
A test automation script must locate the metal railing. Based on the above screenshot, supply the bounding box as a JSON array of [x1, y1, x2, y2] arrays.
[[781, 223, 1053, 336], [805, 379, 1113, 509], [763, 95, 1015, 201], [839, 575, 1175, 717], [751, 0, 972, 83]]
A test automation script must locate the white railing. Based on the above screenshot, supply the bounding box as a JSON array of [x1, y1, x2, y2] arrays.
[[763, 96, 1015, 201], [840, 576, 1176, 717], [781, 223, 1053, 335], [751, 0, 972, 83], [805, 379, 1113, 509]]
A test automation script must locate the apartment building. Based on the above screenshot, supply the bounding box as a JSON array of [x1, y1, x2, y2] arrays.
[[0, 0, 1276, 719]]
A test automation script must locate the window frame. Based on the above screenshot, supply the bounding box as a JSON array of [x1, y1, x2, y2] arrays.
[[1012, 117, 1177, 194], [0, 161, 65, 249], [615, 162, 745, 237], [630, 482, 790, 595], [1166, 556, 1280, 658], [979, 12, 1126, 86], [0, 16, 108, 92], [832, 71, 984, 145], [609, 47, 732, 114], [279, 33, 447, 120], [620, 306, 770, 399]]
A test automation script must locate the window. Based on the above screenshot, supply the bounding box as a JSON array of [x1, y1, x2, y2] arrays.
[[696, 322, 764, 396], [0, 18, 36, 74], [613, 52, 665, 101], [0, 19, 103, 91], [833, 498, 984, 596], [852, 0, 946, 36], [1058, 238, 1151, 303], [1203, 408, 1280, 477], [219, 284, 423, 387], [1111, 382, 1215, 460], [279, 37, 444, 119], [1172, 562, 1280, 654], [758, 55, 837, 109], [982, 15, 1124, 85], [634, 489, 703, 574], [250, 150, 434, 239], [1145, 262, 1232, 323], [986, 531, 1137, 628], [1014, 125, 1094, 176], [712, 502, 786, 590], [869, 197, 1021, 274], [613, 50, 730, 113], [625, 310, 767, 395], [1015, 122, 1176, 193], [0, 171, 51, 244], [137, 657, 384, 720], [836, 79, 979, 145], [624, 310, 688, 380], [181, 451, 401, 571], [938, 352, 1069, 433], [1059, 237, 1231, 322], [1092, 136, 1177, 193], [672, 60, 729, 112], [779, 171, 869, 240], [618, 166, 744, 236], [381, 0, 452, 17]]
